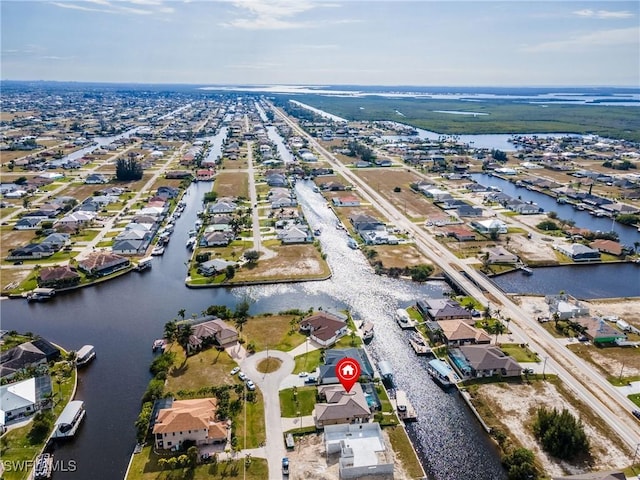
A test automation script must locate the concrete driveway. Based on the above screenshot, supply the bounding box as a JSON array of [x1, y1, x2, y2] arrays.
[[240, 349, 294, 480]]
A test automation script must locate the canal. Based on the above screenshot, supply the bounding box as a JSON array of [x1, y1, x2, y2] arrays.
[[471, 173, 639, 246], [1, 180, 509, 479]]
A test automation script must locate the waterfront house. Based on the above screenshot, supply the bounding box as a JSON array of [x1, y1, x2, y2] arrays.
[[198, 259, 236, 277], [37, 265, 81, 289], [589, 239, 624, 256], [200, 232, 232, 247], [314, 383, 372, 428], [553, 243, 601, 262], [208, 200, 238, 215], [0, 376, 53, 425], [0, 339, 59, 379], [480, 246, 518, 264], [77, 251, 130, 277], [152, 398, 228, 450], [190, 317, 239, 346], [112, 239, 147, 255], [350, 214, 385, 233], [324, 423, 394, 479], [453, 345, 522, 378], [437, 320, 491, 347], [319, 348, 375, 385], [416, 298, 472, 323], [300, 312, 348, 347], [277, 225, 313, 244]]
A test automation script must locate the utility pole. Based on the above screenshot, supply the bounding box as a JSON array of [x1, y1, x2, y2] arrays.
[[542, 356, 548, 380]]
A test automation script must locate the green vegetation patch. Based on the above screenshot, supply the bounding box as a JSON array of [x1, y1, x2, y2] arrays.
[[384, 426, 425, 479], [279, 386, 317, 417], [500, 343, 540, 363]]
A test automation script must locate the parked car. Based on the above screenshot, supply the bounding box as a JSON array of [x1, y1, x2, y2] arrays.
[[304, 376, 317, 385], [282, 457, 289, 475], [238, 372, 246, 381], [633, 410, 640, 420], [298, 371, 308, 378], [246, 380, 256, 391], [230, 367, 240, 375]]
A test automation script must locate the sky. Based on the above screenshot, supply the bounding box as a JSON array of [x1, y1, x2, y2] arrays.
[[1, 0, 639, 87]]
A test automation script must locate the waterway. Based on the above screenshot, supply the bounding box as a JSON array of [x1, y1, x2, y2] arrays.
[[2, 181, 507, 480], [471, 173, 640, 246], [200, 126, 228, 164], [266, 126, 295, 164]]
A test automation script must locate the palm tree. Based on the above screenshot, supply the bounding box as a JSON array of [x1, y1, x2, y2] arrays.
[[178, 324, 194, 354], [164, 320, 178, 342], [177, 309, 186, 320]]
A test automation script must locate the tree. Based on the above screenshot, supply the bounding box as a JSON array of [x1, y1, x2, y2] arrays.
[[491, 149, 508, 162], [536, 220, 559, 231], [115, 158, 143, 181], [177, 309, 186, 320], [177, 324, 194, 354], [225, 265, 236, 280], [409, 264, 434, 282], [187, 446, 199, 467], [164, 320, 178, 342], [533, 407, 590, 460], [502, 447, 538, 480], [244, 250, 259, 263]]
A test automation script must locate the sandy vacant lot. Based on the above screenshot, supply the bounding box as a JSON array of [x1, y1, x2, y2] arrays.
[[285, 432, 413, 480], [474, 381, 630, 478]]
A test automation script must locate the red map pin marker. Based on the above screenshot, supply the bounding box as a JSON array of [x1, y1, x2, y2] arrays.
[[335, 357, 361, 393]]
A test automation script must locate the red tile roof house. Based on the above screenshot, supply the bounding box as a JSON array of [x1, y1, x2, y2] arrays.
[[191, 317, 239, 347], [300, 312, 349, 347], [77, 251, 130, 277], [152, 398, 228, 450], [37, 265, 81, 289]]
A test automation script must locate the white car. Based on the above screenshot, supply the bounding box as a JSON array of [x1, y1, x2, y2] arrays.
[[238, 372, 246, 381], [230, 367, 240, 375], [246, 380, 256, 391], [298, 371, 309, 378]]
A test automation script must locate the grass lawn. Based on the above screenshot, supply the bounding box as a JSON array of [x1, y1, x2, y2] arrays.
[[234, 390, 266, 449], [126, 445, 268, 480], [256, 357, 282, 374], [293, 349, 322, 374], [500, 343, 540, 363], [165, 344, 237, 393], [384, 426, 425, 479], [279, 386, 317, 417], [241, 314, 306, 352], [630, 393, 640, 407]]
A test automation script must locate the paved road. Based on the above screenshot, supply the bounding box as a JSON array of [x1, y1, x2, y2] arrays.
[[240, 350, 294, 480], [271, 104, 640, 452], [245, 140, 263, 255]]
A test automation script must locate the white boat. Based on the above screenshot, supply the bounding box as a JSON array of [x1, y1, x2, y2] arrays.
[[409, 332, 432, 356], [427, 359, 460, 388], [395, 390, 417, 422], [361, 321, 374, 342], [186, 237, 196, 250], [151, 245, 165, 256], [520, 265, 533, 275], [395, 308, 417, 330], [34, 453, 53, 479], [26, 288, 56, 302], [347, 238, 358, 249], [76, 345, 96, 367], [134, 257, 153, 271], [52, 400, 85, 439]]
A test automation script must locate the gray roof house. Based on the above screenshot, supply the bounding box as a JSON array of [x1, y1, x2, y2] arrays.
[[454, 345, 522, 378]]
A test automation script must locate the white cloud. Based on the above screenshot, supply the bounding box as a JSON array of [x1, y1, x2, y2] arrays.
[[522, 26, 640, 52], [573, 9, 634, 19], [50, 0, 172, 16], [222, 0, 341, 29]]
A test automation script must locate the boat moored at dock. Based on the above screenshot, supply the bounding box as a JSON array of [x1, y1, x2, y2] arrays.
[[134, 257, 153, 272], [361, 321, 374, 342], [75, 345, 96, 367], [52, 400, 86, 439], [408, 331, 432, 356], [395, 390, 417, 422], [377, 360, 394, 388], [427, 359, 460, 388], [25, 288, 56, 302], [395, 308, 417, 330], [33, 453, 53, 480]]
